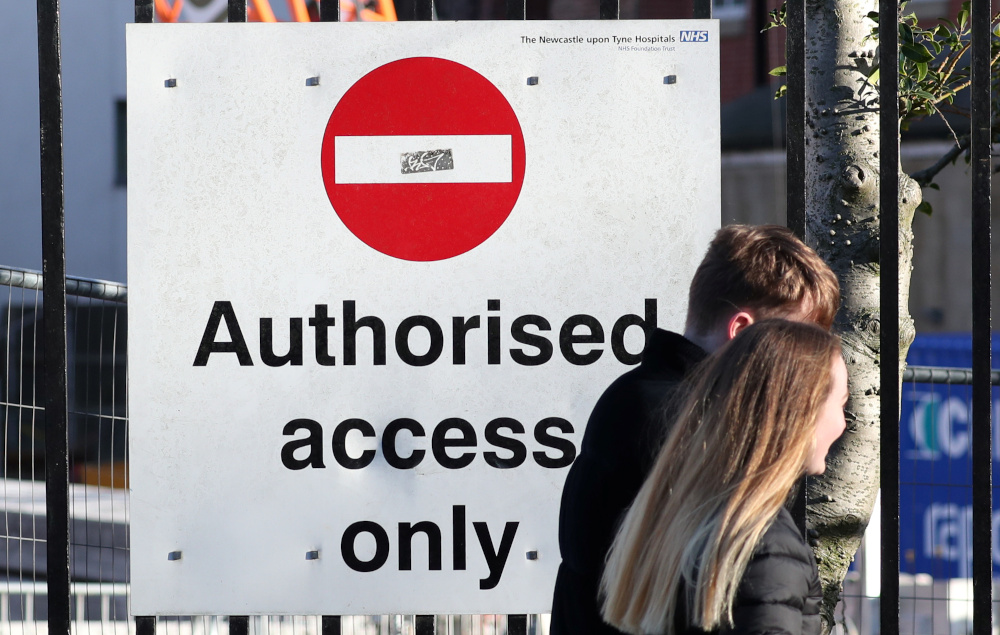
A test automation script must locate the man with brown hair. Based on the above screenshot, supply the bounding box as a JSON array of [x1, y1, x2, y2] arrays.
[[550, 224, 840, 635]]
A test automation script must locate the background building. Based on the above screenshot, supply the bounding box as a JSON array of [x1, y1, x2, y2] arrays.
[[2, 0, 991, 332]]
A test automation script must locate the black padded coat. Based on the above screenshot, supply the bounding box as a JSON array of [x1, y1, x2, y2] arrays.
[[594, 504, 823, 635], [686, 507, 824, 635], [550, 329, 707, 635]]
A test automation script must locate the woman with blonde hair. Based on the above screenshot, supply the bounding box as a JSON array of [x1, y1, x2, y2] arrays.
[[601, 319, 848, 635]]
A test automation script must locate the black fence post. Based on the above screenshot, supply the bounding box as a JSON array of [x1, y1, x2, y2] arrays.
[[320, 0, 340, 20], [229, 0, 247, 22], [414, 0, 432, 23], [36, 0, 71, 632], [131, 10, 155, 634], [415, 614, 436, 635], [230, 615, 250, 635], [784, 0, 806, 536], [785, 0, 804, 239], [136, 616, 156, 635], [508, 614, 528, 635], [599, 0, 617, 20], [322, 615, 342, 635], [505, 0, 525, 20], [878, 0, 900, 634], [970, 0, 993, 631], [136, 0, 154, 23]]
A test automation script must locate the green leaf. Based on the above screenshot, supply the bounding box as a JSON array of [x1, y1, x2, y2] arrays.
[[959, 2, 970, 30], [927, 183, 940, 190], [900, 22, 915, 45], [916, 201, 933, 216], [916, 62, 929, 81], [901, 42, 935, 63], [773, 85, 787, 99], [769, 65, 787, 77], [867, 67, 880, 84], [867, 10, 879, 22]]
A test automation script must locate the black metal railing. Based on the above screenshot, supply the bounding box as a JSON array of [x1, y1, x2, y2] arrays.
[[24, 0, 996, 629]]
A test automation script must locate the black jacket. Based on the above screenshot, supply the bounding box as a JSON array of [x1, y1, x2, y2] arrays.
[[705, 507, 823, 635], [550, 329, 707, 635]]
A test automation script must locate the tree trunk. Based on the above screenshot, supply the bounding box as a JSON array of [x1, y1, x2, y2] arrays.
[[803, 0, 917, 630]]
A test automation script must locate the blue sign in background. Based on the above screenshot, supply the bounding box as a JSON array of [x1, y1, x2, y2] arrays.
[[898, 334, 1000, 579]]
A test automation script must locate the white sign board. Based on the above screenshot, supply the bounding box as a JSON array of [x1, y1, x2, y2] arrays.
[[127, 20, 719, 616]]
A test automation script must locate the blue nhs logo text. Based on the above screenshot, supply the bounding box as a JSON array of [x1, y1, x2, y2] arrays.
[[679, 30, 709, 42]]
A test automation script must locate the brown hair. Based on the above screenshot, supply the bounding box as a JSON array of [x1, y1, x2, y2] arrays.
[[601, 320, 842, 635], [685, 225, 840, 336]]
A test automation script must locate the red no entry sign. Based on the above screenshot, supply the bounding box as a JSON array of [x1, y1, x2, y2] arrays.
[[321, 57, 527, 262]]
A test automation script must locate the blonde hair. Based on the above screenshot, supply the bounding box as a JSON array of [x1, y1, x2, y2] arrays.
[[600, 320, 841, 635]]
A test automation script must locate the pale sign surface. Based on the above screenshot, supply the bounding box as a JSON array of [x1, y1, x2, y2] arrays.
[[127, 21, 719, 615]]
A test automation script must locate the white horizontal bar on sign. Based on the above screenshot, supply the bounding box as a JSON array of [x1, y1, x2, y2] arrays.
[[334, 135, 512, 184]]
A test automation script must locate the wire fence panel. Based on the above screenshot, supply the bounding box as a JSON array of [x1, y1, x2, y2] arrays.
[[2, 269, 47, 634], [897, 336, 1000, 635], [804, 343, 1000, 635], [2, 265, 552, 635]]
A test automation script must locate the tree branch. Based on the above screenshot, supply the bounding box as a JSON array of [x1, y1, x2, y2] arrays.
[[911, 112, 1000, 186], [932, 103, 963, 146], [910, 137, 969, 186]]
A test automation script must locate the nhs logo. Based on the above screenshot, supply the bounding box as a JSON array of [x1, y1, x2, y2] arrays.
[[680, 30, 710, 42]]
